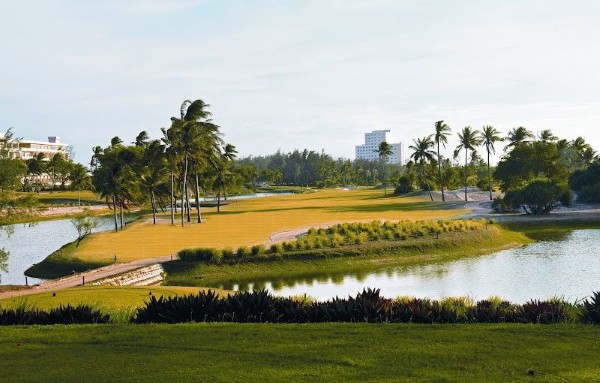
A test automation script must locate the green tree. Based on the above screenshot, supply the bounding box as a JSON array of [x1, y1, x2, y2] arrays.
[[70, 209, 99, 247], [69, 163, 91, 206], [434, 120, 451, 202], [454, 126, 481, 202], [376, 141, 393, 195], [409, 136, 435, 201], [479, 126, 502, 200], [505, 127, 534, 151]]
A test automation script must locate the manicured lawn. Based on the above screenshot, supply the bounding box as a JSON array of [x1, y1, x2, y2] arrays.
[[0, 323, 599, 382], [0, 286, 228, 311], [34, 190, 104, 205], [69, 189, 468, 263]]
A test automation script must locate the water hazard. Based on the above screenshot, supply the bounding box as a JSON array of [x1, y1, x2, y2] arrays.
[[224, 229, 600, 302]]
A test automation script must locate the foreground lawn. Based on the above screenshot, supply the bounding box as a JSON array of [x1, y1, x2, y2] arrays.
[[60, 189, 468, 264], [1, 323, 599, 382], [0, 286, 228, 311]]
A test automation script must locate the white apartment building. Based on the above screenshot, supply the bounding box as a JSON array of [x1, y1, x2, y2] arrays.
[[0, 134, 70, 161], [355, 130, 404, 165]]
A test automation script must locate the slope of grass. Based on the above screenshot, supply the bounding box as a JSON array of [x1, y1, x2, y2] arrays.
[[0, 323, 599, 382], [34, 190, 104, 205], [68, 189, 468, 263], [164, 225, 529, 289], [0, 286, 228, 311]]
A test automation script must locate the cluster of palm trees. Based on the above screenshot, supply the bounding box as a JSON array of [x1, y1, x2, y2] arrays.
[[408, 123, 595, 202], [92, 99, 237, 231]]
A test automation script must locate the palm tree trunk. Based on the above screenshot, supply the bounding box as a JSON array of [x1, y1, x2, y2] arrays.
[[217, 192, 221, 213], [170, 169, 175, 225], [78, 187, 81, 207], [487, 148, 492, 201], [112, 195, 118, 232], [151, 189, 156, 224], [119, 202, 124, 230], [181, 155, 187, 227], [420, 163, 433, 201], [464, 149, 468, 202], [438, 141, 445, 202], [194, 168, 202, 223]]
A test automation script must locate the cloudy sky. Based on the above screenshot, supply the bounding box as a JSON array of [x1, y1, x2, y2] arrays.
[[2, 0, 600, 164]]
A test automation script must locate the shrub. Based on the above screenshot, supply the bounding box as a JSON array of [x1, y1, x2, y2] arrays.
[[0, 305, 110, 325], [178, 248, 221, 262], [269, 243, 284, 254], [222, 248, 235, 261], [580, 291, 600, 324], [251, 245, 266, 257], [394, 175, 414, 195], [236, 246, 251, 259], [576, 183, 600, 203]]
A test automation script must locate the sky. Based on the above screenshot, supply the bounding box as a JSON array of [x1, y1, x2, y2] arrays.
[[1, 0, 600, 165]]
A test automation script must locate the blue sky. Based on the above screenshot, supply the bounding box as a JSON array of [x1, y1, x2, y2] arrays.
[[2, 0, 600, 164]]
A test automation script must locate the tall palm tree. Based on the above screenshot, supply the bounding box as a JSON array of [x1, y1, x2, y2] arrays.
[[454, 126, 481, 202], [375, 141, 393, 195], [434, 120, 451, 202], [479, 126, 502, 201], [409, 136, 435, 201], [68, 163, 90, 206], [505, 127, 534, 150], [538, 129, 557, 143]]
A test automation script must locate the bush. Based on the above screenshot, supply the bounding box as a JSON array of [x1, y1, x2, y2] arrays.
[[251, 245, 266, 257], [236, 246, 251, 259], [580, 291, 600, 324], [394, 175, 414, 195], [576, 183, 600, 203], [506, 180, 567, 215], [0, 304, 110, 325], [178, 248, 222, 262]]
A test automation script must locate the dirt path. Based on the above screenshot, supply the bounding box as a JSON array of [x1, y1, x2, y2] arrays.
[[0, 255, 176, 300]]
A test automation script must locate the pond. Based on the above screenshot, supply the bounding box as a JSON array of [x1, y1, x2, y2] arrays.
[[0, 217, 129, 285], [225, 229, 600, 303]]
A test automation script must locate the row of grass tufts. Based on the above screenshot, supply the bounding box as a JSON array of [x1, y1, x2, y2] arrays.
[[179, 219, 496, 263], [132, 289, 600, 325]]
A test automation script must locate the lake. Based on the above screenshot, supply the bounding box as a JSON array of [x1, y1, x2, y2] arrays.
[[225, 229, 600, 303]]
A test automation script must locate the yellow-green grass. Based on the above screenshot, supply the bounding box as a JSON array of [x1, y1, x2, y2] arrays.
[[71, 189, 468, 264], [1, 323, 600, 382], [0, 286, 228, 311], [165, 224, 530, 288], [34, 190, 104, 205]]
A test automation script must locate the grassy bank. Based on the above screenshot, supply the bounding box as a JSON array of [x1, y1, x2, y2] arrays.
[[0, 323, 599, 382], [164, 225, 529, 288], [0, 286, 228, 311]]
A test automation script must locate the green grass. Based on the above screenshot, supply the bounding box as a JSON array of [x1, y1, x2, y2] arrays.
[[164, 225, 529, 289], [0, 286, 229, 311], [34, 190, 104, 205], [0, 323, 599, 382], [503, 218, 600, 241]]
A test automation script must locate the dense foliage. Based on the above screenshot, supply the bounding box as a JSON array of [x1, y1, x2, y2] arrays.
[[131, 288, 600, 325], [0, 304, 110, 325]]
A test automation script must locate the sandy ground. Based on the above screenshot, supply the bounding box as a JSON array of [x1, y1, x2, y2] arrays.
[[38, 205, 109, 217]]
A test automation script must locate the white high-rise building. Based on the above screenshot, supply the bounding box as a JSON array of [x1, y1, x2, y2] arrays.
[[355, 130, 404, 165]]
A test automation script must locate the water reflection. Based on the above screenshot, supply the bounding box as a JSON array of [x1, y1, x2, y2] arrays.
[[207, 229, 600, 303], [0, 215, 135, 285]]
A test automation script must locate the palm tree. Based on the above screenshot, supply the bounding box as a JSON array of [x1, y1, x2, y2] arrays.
[[505, 127, 534, 150], [140, 139, 167, 224], [213, 143, 237, 212], [434, 120, 451, 202], [409, 136, 435, 201], [68, 163, 90, 206], [479, 126, 502, 200], [538, 129, 557, 143], [454, 126, 481, 202], [375, 141, 393, 195]]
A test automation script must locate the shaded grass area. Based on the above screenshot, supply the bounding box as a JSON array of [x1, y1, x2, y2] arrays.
[[1, 323, 599, 382], [164, 226, 529, 289], [0, 286, 228, 311], [24, 240, 111, 279], [503, 218, 600, 241], [34, 190, 104, 205]]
